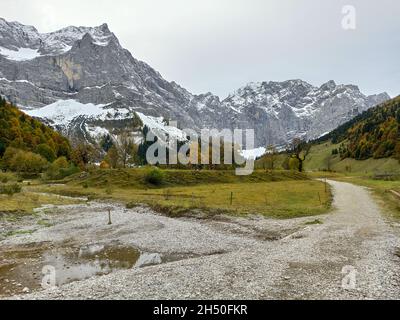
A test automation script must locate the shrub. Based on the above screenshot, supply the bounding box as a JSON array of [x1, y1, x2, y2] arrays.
[[44, 157, 79, 180], [1, 147, 20, 168], [0, 172, 16, 184], [100, 161, 110, 169], [105, 145, 120, 169], [71, 143, 97, 170], [289, 157, 300, 171], [126, 202, 138, 209], [35, 144, 56, 162], [7, 149, 48, 174], [53, 157, 69, 169], [59, 164, 80, 178], [0, 183, 22, 196], [144, 168, 165, 186]]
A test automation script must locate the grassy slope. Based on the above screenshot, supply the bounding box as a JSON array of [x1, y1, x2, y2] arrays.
[[305, 141, 400, 174], [0, 172, 83, 215], [38, 169, 332, 219], [254, 154, 289, 170], [64, 168, 308, 188], [0, 190, 82, 214]]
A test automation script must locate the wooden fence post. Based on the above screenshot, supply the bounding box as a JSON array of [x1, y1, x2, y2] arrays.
[[108, 208, 112, 225]]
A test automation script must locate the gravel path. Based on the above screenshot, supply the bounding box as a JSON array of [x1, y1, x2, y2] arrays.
[[4, 180, 400, 300]]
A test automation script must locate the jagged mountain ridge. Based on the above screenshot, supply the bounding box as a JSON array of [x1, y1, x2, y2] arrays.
[[222, 80, 390, 146], [0, 18, 390, 147]]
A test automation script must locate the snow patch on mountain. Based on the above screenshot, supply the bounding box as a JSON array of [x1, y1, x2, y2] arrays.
[[0, 46, 42, 61], [25, 99, 187, 141], [240, 147, 266, 160], [85, 125, 110, 139], [0, 77, 37, 86], [136, 112, 187, 141], [26, 100, 108, 126], [318, 131, 330, 139]]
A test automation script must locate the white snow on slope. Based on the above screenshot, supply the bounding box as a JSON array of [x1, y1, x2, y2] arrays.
[[318, 131, 330, 139], [86, 125, 110, 139], [136, 112, 187, 140], [26, 100, 107, 126], [0, 77, 36, 86], [0, 46, 42, 61], [25, 99, 187, 141], [92, 35, 112, 46], [240, 147, 266, 160]]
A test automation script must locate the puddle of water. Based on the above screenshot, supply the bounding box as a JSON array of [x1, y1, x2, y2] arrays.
[[0, 241, 200, 297], [44, 243, 141, 287], [0, 242, 152, 297]]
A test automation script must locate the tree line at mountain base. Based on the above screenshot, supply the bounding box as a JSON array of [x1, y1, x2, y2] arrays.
[[316, 96, 400, 161], [3, 95, 399, 180]]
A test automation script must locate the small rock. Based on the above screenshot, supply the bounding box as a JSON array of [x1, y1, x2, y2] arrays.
[[22, 287, 30, 293], [135, 253, 162, 268]]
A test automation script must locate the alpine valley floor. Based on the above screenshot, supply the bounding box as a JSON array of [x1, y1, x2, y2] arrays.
[[1, 180, 399, 300]]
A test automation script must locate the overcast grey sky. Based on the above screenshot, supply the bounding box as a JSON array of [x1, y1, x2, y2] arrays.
[[1, 0, 399, 98]]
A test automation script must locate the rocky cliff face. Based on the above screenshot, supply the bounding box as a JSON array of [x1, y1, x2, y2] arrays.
[[221, 80, 390, 146], [0, 18, 390, 147]]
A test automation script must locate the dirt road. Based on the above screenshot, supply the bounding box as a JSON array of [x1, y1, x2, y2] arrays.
[[3, 180, 400, 300]]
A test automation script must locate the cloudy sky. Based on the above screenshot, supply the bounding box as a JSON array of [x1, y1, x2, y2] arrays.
[[1, 0, 399, 98]]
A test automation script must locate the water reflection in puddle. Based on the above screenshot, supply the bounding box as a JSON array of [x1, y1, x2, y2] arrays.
[[0, 242, 164, 297], [44, 244, 142, 286]]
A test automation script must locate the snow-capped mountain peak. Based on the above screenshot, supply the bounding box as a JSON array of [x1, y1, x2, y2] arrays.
[[319, 80, 337, 91], [0, 19, 114, 58], [220, 79, 390, 145], [0, 18, 391, 147]]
